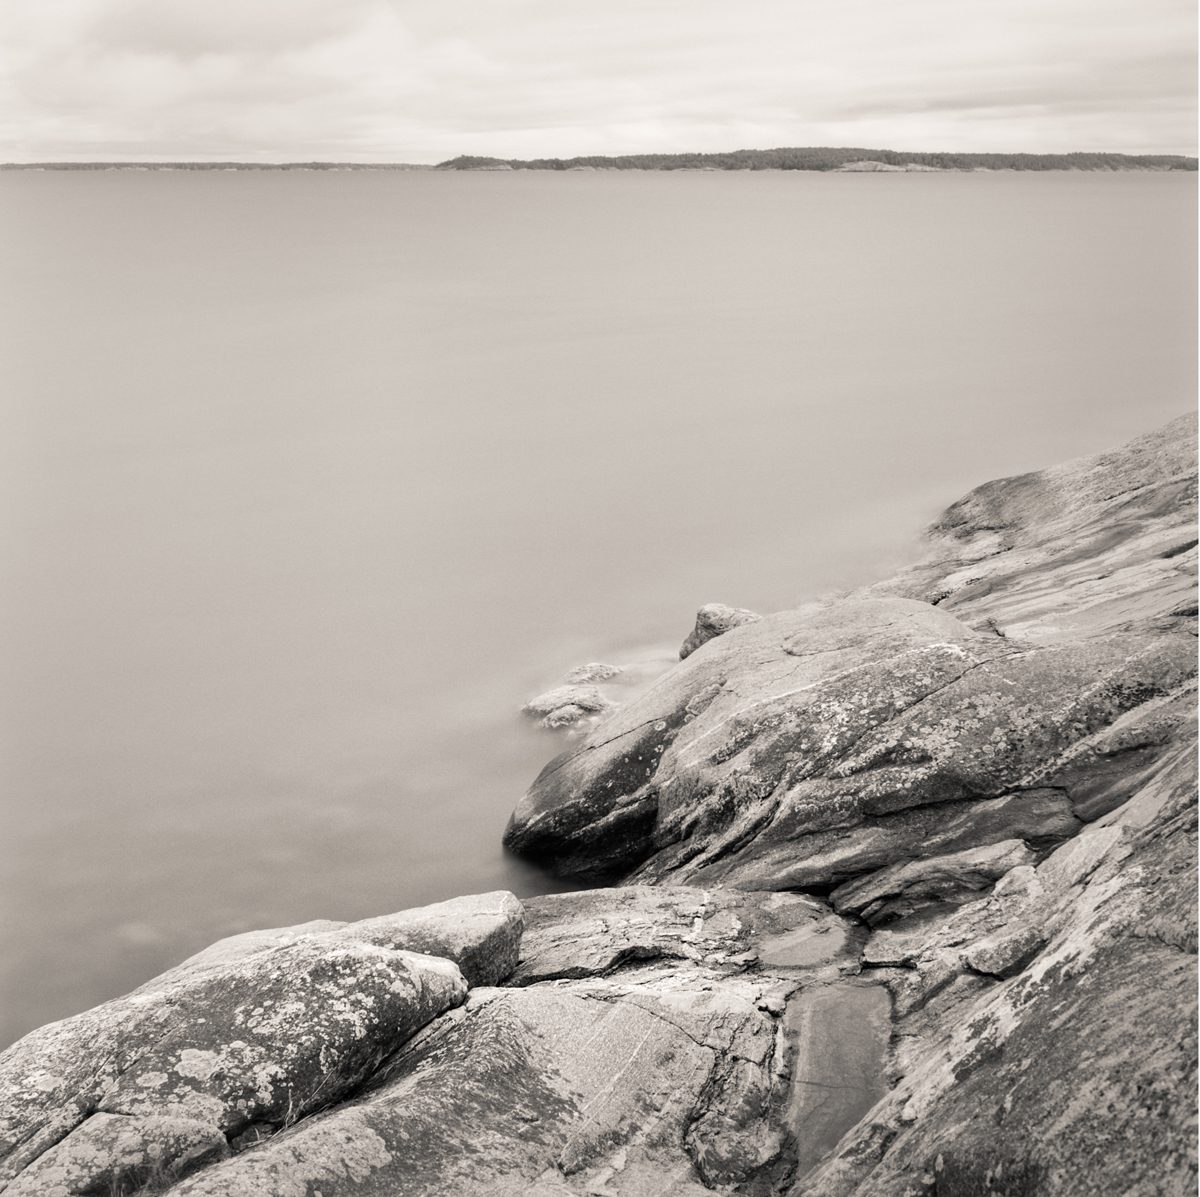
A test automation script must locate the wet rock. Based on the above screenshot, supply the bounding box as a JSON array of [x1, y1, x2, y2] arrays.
[[783, 986, 892, 1179], [679, 602, 762, 658], [563, 662, 624, 683], [830, 840, 1037, 925], [522, 683, 615, 729]]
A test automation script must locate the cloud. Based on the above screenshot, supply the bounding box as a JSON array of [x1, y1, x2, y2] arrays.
[[0, 0, 1194, 161]]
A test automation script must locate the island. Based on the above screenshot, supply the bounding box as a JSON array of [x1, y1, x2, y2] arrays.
[[2, 147, 1196, 172]]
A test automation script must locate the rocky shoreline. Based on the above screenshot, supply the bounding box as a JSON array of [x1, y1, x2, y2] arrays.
[[2, 415, 1195, 1196]]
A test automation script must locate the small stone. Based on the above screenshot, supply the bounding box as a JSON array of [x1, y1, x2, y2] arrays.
[[962, 922, 1048, 979], [563, 662, 624, 683], [522, 684, 615, 729]]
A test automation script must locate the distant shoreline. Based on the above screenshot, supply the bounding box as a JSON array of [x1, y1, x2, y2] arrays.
[[2, 146, 1196, 173]]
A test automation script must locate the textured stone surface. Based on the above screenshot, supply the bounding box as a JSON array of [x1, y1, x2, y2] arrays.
[[91, 885, 871, 1197], [505, 596, 1193, 885], [5, 1113, 229, 1197], [830, 839, 1037, 924], [803, 739, 1198, 1197], [347, 891, 525, 986], [0, 902, 492, 1192], [165, 980, 789, 1197], [862, 411, 1198, 642], [177, 890, 524, 988], [680, 603, 763, 658], [510, 885, 863, 986]]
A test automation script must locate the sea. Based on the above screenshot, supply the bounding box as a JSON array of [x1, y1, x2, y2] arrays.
[[0, 167, 1194, 1045]]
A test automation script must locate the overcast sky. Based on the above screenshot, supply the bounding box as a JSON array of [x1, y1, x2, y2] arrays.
[[1, 0, 1195, 162]]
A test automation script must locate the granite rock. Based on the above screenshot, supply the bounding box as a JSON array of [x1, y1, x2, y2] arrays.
[[679, 603, 763, 658], [0, 893, 529, 1193]]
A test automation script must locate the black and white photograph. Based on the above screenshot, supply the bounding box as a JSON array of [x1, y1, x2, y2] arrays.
[[0, 2, 1196, 1194]]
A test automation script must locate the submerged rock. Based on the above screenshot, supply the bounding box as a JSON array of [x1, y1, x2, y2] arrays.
[[563, 661, 624, 683], [679, 602, 762, 658], [522, 683, 615, 729]]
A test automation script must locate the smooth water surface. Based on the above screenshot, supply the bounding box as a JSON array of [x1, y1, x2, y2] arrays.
[[0, 169, 1194, 1044]]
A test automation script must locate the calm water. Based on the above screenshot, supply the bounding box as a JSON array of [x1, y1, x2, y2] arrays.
[[0, 170, 1194, 1045]]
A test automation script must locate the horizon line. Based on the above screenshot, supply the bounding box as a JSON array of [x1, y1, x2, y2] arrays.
[[2, 144, 1197, 168]]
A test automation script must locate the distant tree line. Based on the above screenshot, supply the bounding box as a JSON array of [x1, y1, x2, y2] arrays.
[[437, 148, 1197, 172], [5, 150, 1194, 173]]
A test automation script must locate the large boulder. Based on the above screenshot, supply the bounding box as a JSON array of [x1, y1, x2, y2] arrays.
[[174, 890, 524, 987], [0, 893, 523, 1195]]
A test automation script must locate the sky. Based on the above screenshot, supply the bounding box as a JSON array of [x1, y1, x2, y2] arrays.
[[0, 0, 1195, 162]]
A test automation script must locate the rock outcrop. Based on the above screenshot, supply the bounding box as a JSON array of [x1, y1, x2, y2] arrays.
[[1, 415, 1194, 1196], [0, 894, 521, 1195], [506, 415, 1197, 902]]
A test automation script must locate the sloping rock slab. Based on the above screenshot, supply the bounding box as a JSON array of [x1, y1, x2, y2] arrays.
[[505, 596, 1194, 886], [863, 411, 1197, 642], [831, 839, 1036, 925]]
